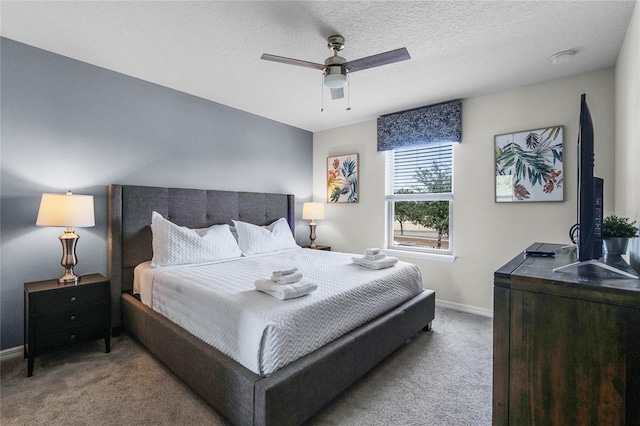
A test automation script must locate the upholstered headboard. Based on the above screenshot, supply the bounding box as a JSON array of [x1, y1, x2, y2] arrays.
[[107, 184, 295, 328]]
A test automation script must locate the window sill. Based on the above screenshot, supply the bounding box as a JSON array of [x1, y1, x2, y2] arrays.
[[384, 248, 456, 263]]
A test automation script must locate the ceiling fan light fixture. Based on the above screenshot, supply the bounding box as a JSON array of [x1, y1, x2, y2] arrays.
[[324, 66, 347, 88]]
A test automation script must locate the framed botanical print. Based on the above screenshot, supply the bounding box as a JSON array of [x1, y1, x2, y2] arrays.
[[327, 154, 359, 203], [495, 126, 564, 202]]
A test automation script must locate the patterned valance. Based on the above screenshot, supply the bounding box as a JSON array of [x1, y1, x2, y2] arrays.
[[377, 100, 462, 152]]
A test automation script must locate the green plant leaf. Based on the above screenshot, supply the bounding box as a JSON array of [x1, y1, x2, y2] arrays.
[[602, 215, 639, 238], [525, 133, 540, 149]]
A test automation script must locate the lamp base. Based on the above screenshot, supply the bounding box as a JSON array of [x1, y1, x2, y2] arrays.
[[308, 223, 317, 249], [59, 228, 80, 284], [59, 270, 80, 284]]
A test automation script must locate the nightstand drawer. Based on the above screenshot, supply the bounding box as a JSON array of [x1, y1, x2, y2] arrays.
[[34, 284, 107, 314], [34, 322, 107, 354], [34, 303, 109, 336]]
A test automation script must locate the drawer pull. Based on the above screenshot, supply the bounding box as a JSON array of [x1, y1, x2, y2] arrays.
[[70, 315, 76, 321], [70, 334, 76, 341], [70, 296, 76, 302]]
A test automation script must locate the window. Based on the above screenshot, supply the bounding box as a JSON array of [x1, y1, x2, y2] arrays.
[[386, 143, 453, 255]]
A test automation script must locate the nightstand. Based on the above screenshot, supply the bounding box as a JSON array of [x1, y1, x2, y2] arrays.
[[24, 273, 111, 377], [302, 245, 331, 251]]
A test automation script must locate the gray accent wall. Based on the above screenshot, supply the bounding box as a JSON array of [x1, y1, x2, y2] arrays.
[[0, 38, 313, 350]]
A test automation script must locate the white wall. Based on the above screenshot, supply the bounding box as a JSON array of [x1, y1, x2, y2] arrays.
[[615, 0, 640, 271], [313, 69, 615, 315]]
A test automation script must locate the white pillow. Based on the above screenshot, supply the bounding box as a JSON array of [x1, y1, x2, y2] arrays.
[[151, 211, 242, 267], [233, 217, 299, 255]]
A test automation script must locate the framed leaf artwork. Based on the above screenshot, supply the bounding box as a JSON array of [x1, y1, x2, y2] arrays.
[[327, 154, 359, 203], [495, 126, 564, 202]]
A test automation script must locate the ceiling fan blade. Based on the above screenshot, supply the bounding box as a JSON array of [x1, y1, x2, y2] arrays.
[[330, 87, 344, 100], [260, 54, 325, 71], [345, 47, 411, 73]]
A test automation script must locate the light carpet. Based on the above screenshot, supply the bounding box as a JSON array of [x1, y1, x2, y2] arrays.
[[1, 307, 492, 425]]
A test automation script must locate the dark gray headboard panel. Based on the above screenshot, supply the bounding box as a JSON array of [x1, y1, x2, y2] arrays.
[[107, 184, 295, 328]]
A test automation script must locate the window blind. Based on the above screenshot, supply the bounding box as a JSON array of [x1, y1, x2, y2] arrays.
[[390, 144, 453, 194]]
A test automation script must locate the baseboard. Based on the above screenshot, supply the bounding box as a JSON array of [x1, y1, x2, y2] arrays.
[[436, 299, 493, 318], [1, 346, 23, 361]]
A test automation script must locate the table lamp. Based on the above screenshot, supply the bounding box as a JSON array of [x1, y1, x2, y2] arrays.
[[302, 202, 325, 249], [36, 191, 95, 283]]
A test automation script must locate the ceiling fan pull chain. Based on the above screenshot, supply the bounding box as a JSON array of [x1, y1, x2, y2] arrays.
[[320, 74, 324, 112], [346, 74, 351, 111]]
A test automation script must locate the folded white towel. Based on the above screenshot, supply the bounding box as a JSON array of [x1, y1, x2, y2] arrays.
[[364, 252, 386, 261], [271, 267, 298, 277], [365, 248, 382, 255], [271, 271, 303, 284], [352, 256, 399, 270], [255, 278, 317, 300]]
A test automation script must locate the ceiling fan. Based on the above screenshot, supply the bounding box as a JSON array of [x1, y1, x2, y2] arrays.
[[261, 35, 410, 100]]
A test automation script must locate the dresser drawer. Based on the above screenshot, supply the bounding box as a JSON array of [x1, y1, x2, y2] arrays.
[[34, 302, 108, 336], [34, 283, 107, 313], [34, 322, 107, 355]]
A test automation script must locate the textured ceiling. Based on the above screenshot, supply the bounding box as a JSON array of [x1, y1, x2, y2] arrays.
[[1, 1, 636, 132]]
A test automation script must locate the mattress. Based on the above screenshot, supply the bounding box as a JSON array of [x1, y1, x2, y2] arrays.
[[134, 248, 423, 376]]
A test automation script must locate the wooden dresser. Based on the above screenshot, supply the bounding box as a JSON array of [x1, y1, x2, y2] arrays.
[[493, 243, 640, 425]]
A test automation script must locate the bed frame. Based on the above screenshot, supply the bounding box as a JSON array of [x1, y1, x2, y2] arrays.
[[107, 184, 435, 426]]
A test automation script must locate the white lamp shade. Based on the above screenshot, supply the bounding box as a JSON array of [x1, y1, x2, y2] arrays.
[[36, 192, 95, 228], [302, 202, 325, 221]]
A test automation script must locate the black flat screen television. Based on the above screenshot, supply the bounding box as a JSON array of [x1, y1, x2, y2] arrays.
[[575, 94, 604, 262]]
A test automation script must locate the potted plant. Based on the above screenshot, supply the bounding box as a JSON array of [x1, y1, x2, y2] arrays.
[[602, 215, 639, 254]]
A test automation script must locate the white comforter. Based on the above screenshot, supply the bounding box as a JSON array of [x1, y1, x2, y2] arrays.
[[134, 248, 423, 376]]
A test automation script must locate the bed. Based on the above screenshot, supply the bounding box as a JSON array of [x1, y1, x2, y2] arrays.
[[107, 184, 435, 425]]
